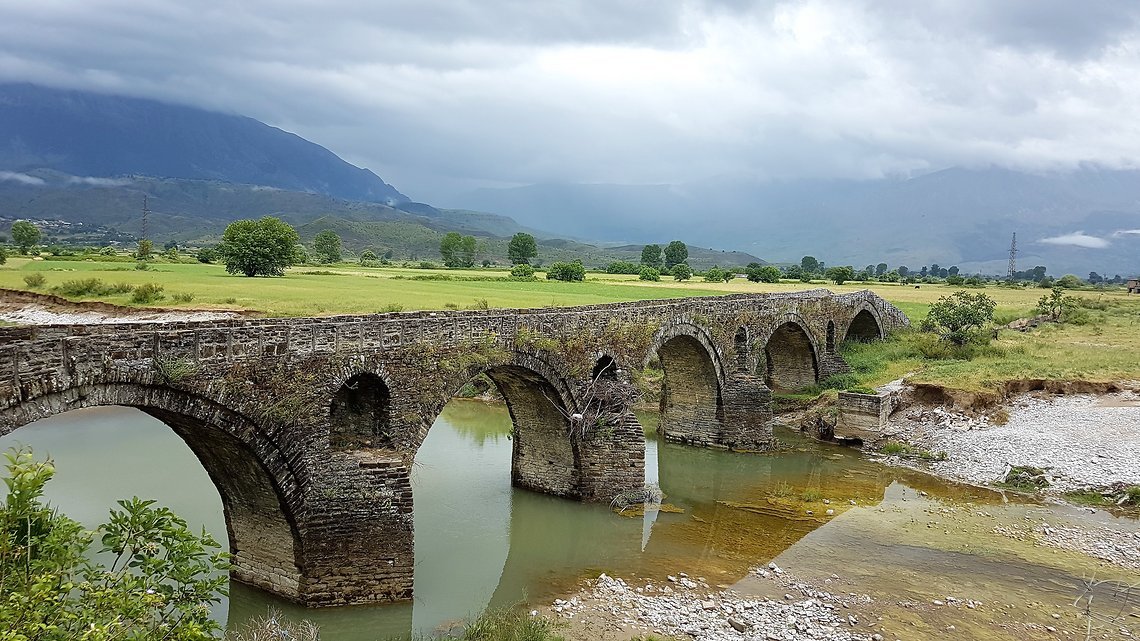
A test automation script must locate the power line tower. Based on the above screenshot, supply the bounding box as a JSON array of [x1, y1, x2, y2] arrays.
[[141, 194, 150, 241], [1006, 232, 1017, 280]]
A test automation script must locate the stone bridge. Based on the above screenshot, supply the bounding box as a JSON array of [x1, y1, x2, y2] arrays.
[[0, 289, 906, 607]]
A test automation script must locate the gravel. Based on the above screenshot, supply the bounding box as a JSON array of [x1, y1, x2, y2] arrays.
[[551, 570, 881, 641], [886, 391, 1140, 492], [996, 520, 1140, 570], [0, 302, 242, 325]]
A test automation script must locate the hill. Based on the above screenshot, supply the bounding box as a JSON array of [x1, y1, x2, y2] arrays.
[[0, 83, 406, 203]]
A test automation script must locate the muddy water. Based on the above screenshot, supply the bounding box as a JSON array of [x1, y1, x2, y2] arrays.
[[2, 401, 1136, 639]]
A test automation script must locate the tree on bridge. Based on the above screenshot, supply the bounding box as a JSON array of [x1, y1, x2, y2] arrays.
[[219, 216, 300, 277]]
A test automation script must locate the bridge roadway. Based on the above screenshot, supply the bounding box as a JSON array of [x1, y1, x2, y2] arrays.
[[0, 289, 907, 606]]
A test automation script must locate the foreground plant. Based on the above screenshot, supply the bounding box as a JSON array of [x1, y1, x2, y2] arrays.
[[0, 447, 230, 640]]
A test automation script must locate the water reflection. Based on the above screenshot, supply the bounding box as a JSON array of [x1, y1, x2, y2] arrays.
[[1, 399, 1053, 640]]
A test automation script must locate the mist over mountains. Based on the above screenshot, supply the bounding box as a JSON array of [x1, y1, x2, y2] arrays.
[[0, 83, 1137, 276], [449, 168, 1140, 276]]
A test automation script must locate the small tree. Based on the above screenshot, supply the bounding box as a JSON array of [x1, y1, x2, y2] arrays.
[[606, 260, 640, 274], [671, 263, 692, 281], [746, 263, 781, 283], [825, 265, 856, 285], [638, 267, 660, 281], [1055, 274, 1083, 289], [10, 220, 41, 255], [359, 249, 378, 265], [507, 232, 537, 265], [510, 263, 535, 278], [135, 238, 153, 260], [1036, 286, 1073, 321], [663, 240, 688, 268], [640, 244, 663, 269], [314, 229, 343, 263], [703, 267, 725, 282], [440, 232, 477, 268], [546, 260, 585, 282], [800, 255, 820, 274], [218, 216, 300, 277], [921, 290, 997, 345]]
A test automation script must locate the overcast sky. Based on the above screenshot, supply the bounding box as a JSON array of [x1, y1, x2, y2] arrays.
[[1, 0, 1138, 200]]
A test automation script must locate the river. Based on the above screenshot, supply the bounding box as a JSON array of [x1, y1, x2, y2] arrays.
[[2, 400, 1136, 640]]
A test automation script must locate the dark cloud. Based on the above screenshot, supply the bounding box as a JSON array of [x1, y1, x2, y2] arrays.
[[1, 0, 1138, 198]]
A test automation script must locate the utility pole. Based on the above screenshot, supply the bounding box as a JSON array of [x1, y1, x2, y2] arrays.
[[141, 194, 150, 241], [1007, 232, 1017, 280]]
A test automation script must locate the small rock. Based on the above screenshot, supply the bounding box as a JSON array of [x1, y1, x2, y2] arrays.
[[728, 617, 749, 632]]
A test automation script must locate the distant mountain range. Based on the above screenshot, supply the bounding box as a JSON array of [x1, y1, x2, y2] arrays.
[[2, 83, 1135, 276], [0, 83, 407, 204], [447, 168, 1140, 276]]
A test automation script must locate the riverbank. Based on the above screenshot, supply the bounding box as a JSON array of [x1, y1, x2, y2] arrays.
[[0, 288, 245, 324], [880, 387, 1140, 496]]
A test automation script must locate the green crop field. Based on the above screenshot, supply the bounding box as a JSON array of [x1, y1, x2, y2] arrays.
[[3, 256, 1138, 393]]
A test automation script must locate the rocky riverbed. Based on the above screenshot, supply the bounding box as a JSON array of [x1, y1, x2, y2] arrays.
[[883, 389, 1140, 493]]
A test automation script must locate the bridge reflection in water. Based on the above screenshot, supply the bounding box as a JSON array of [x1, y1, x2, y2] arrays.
[[0, 399, 930, 638]]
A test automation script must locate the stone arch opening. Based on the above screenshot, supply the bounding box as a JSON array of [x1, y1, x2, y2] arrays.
[[733, 327, 749, 372], [592, 355, 619, 381], [0, 386, 304, 600], [826, 321, 836, 352], [331, 372, 392, 449], [763, 322, 818, 392], [845, 309, 883, 342], [655, 334, 723, 444]]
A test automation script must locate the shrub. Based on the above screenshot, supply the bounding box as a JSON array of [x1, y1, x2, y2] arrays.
[[671, 263, 692, 281], [99, 245, 117, 256], [55, 278, 112, 297], [171, 291, 195, 303], [546, 260, 586, 282], [1055, 274, 1083, 289], [703, 267, 725, 282], [130, 282, 165, 304], [921, 290, 996, 345], [359, 249, 378, 264], [22, 272, 46, 289], [606, 260, 641, 275], [746, 263, 781, 283], [510, 263, 536, 278], [135, 260, 150, 271], [638, 267, 660, 281], [0, 448, 229, 639], [0, 247, 6, 265]]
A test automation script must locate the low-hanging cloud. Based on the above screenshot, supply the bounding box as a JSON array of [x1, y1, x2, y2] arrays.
[[0, 171, 45, 186], [1111, 229, 1140, 237], [67, 176, 132, 187], [1039, 232, 1111, 249], [1, 1, 1140, 197]]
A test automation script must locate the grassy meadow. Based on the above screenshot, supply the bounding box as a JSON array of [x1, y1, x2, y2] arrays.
[[2, 256, 1138, 393]]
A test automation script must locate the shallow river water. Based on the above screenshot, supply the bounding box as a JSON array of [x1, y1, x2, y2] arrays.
[[2, 401, 1136, 640]]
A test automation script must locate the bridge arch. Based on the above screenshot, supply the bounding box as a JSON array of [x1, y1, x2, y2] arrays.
[[331, 371, 394, 449], [646, 322, 725, 444], [843, 304, 885, 342], [0, 383, 304, 599], [416, 353, 583, 498], [758, 316, 820, 392]]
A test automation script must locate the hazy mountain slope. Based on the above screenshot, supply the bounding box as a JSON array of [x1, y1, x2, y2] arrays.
[[0, 83, 407, 203], [449, 168, 1140, 275]]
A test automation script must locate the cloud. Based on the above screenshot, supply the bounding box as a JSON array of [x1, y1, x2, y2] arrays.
[[1, 1, 1140, 197], [67, 176, 131, 187], [1039, 231, 1110, 249], [0, 171, 45, 186], [1111, 229, 1140, 237]]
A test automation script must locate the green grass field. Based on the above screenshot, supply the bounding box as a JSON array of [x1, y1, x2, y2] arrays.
[[3, 256, 1138, 392]]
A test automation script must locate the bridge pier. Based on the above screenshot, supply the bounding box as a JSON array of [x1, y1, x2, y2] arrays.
[[720, 373, 774, 449]]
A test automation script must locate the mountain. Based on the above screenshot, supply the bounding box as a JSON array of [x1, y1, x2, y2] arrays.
[[0, 83, 407, 203], [446, 168, 1140, 276]]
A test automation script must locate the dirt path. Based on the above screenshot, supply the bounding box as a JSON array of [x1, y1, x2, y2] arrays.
[[0, 288, 246, 325]]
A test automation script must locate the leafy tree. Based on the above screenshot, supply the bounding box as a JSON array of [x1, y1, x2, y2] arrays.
[[219, 216, 300, 277], [0, 448, 229, 639], [945, 275, 965, 285], [507, 232, 537, 265], [897, 265, 909, 277], [1055, 274, 1083, 289], [746, 263, 781, 283], [875, 263, 888, 276], [293, 243, 310, 265], [948, 266, 960, 276], [135, 238, 153, 260], [825, 265, 856, 285], [11, 220, 41, 254], [359, 249, 378, 265], [671, 263, 692, 281], [510, 263, 535, 278], [640, 244, 663, 268], [606, 260, 640, 275], [663, 240, 688, 268], [163, 247, 179, 261], [1035, 286, 1073, 321], [879, 270, 901, 283], [314, 230, 343, 263], [800, 256, 820, 273], [921, 290, 997, 345], [638, 267, 660, 281], [439, 232, 477, 268], [545, 260, 585, 282]]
